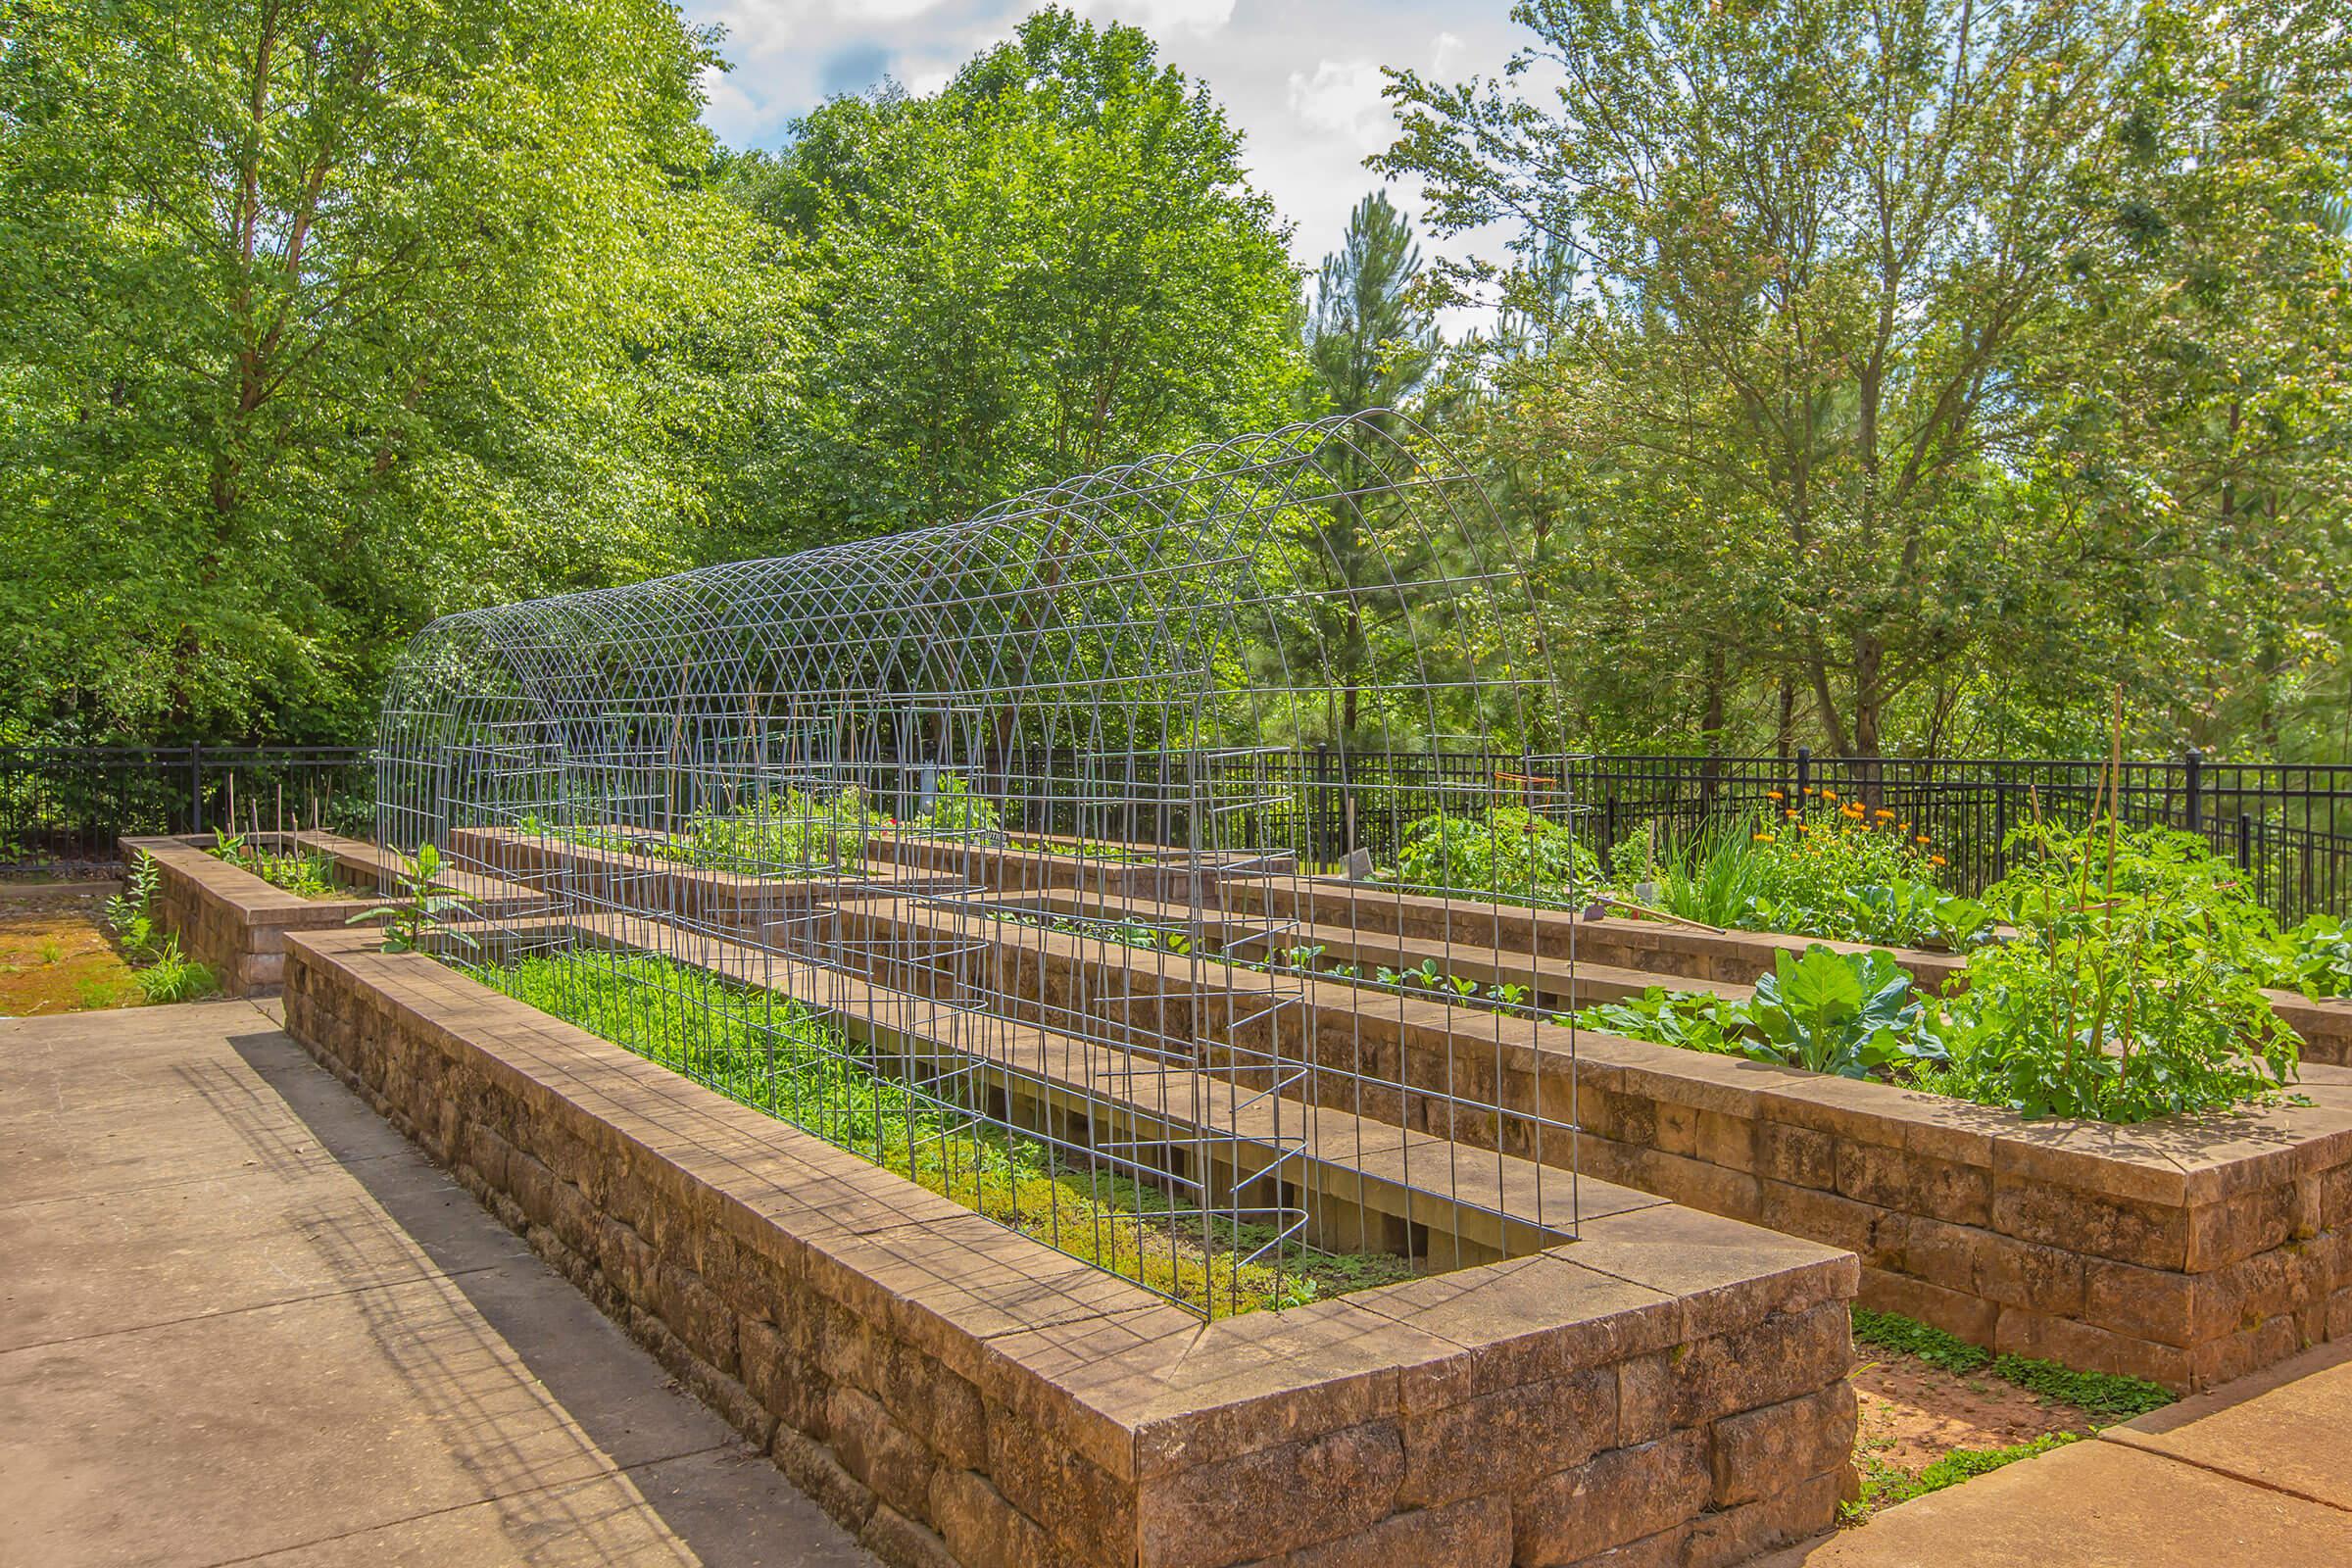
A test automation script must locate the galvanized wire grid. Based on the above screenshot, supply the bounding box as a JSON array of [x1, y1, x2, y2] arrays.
[[375, 411, 1584, 1316]]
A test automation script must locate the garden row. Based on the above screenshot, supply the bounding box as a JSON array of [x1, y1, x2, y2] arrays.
[[138, 820, 2352, 1391], [270, 917, 1862, 1568]]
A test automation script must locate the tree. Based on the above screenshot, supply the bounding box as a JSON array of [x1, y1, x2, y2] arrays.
[[1287, 192, 1445, 739], [1378, 0, 2148, 760], [716, 8, 1307, 555], [0, 0, 755, 744], [1305, 191, 1439, 419]]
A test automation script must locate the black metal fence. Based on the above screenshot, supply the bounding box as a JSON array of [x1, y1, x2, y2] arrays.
[[9, 741, 2350, 922], [0, 746, 371, 869], [1226, 746, 2352, 925]]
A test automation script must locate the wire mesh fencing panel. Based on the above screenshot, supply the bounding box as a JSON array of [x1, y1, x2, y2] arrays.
[[375, 411, 1588, 1318]]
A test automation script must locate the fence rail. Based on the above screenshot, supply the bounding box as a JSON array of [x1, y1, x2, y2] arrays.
[[8, 742, 2350, 921]]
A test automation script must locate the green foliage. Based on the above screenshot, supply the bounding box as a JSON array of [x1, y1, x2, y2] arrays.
[[0, 0, 755, 746], [476, 949, 1378, 1313], [210, 831, 339, 899], [713, 9, 1305, 557], [905, 775, 1004, 843], [131, 936, 219, 1004], [1852, 1307, 2174, 1419], [105, 853, 161, 956], [1848, 1433, 2083, 1519], [1390, 808, 1596, 906], [1581, 945, 1945, 1080], [1641, 800, 1990, 952], [1923, 820, 2301, 1122], [678, 790, 879, 876], [347, 843, 476, 953], [2272, 916, 2352, 1001]]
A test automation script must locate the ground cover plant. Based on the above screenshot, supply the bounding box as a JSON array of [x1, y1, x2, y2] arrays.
[[0, 890, 144, 1013], [1842, 1306, 2173, 1522], [475, 949, 1406, 1314]]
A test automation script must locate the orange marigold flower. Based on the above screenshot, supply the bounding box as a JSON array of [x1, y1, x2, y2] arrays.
[[1874, 808, 1895, 820], [1803, 786, 1818, 796], [1821, 788, 1838, 801], [1930, 854, 1948, 867], [1765, 789, 1786, 801], [1784, 809, 1799, 820], [1752, 832, 1776, 844], [1915, 835, 1931, 846]]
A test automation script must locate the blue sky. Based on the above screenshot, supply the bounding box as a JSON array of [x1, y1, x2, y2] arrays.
[[679, 0, 1528, 285]]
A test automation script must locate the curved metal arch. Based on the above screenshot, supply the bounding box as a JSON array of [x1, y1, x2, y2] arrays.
[[374, 409, 1583, 1319]]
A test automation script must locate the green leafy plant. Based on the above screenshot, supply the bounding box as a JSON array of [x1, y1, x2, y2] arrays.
[[2268, 915, 2352, 1000], [1581, 945, 1946, 1080], [1388, 807, 1596, 906], [132, 936, 219, 1004], [1922, 816, 2299, 1122], [1641, 800, 1989, 951], [906, 773, 1004, 841], [106, 852, 163, 960], [1750, 946, 1948, 1077], [681, 788, 879, 874], [347, 843, 477, 954]]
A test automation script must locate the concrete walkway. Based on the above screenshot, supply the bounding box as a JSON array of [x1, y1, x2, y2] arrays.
[[0, 999, 875, 1568], [1758, 1340, 2352, 1566]]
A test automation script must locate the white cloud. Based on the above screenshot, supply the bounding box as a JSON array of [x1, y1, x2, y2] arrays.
[[684, 0, 1525, 339], [1286, 59, 1394, 155]]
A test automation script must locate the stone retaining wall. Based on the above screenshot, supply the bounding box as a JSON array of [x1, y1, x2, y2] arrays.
[[829, 894, 2352, 1392], [122, 834, 385, 995], [281, 925, 1858, 1568]]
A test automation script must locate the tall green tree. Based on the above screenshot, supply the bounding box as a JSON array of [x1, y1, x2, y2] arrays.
[[1379, 0, 2351, 760], [1305, 191, 1438, 420], [715, 8, 1307, 555], [1286, 191, 1443, 739], [0, 0, 756, 744]]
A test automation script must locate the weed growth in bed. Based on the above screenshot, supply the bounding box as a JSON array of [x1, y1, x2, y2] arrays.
[[472, 949, 1404, 1314]]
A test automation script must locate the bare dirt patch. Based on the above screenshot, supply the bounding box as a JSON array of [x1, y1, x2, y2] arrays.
[[1844, 1341, 2106, 1519], [0, 892, 140, 1016]]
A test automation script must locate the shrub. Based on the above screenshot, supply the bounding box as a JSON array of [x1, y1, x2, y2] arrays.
[[132, 936, 219, 1004], [1639, 797, 1991, 951], [1390, 807, 1596, 905], [1919, 819, 2298, 1122]]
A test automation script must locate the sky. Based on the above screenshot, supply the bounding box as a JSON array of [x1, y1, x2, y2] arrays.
[[680, 0, 1530, 313]]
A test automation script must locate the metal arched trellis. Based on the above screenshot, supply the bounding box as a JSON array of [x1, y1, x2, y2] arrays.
[[377, 410, 1586, 1317]]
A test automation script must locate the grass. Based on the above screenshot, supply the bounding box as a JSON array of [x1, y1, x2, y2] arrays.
[[1851, 1307, 2175, 1420], [1845, 1431, 2084, 1519], [473, 949, 1406, 1314]]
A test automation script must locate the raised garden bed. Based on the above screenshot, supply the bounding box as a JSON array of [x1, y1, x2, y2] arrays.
[[121, 834, 396, 996], [810, 889, 2352, 1391], [282, 923, 1860, 1568], [1216, 877, 2352, 1066]]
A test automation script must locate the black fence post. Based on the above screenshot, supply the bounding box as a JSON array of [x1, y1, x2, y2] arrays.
[[1311, 741, 1334, 866], [1794, 746, 1811, 801], [188, 744, 204, 834], [2184, 747, 2203, 835], [2237, 811, 2253, 872]]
